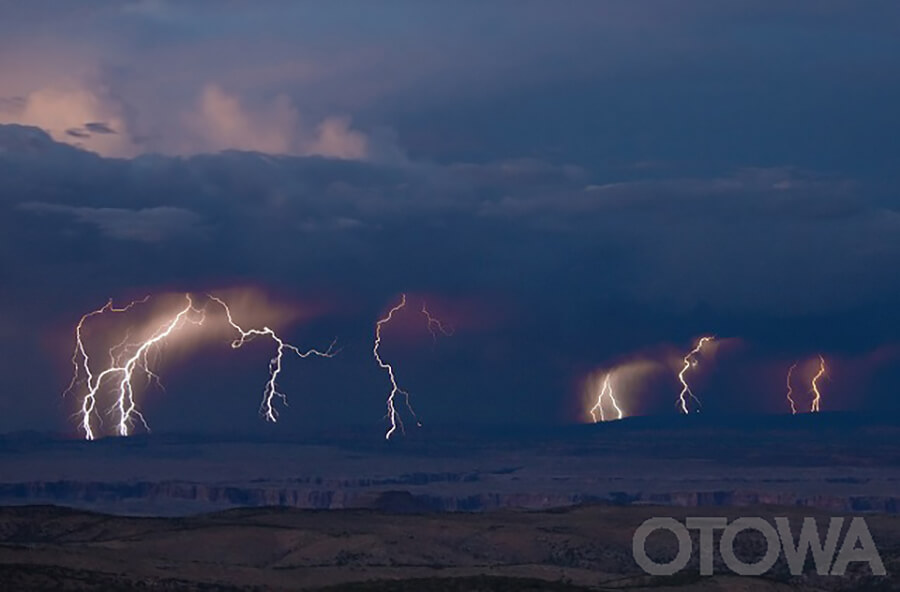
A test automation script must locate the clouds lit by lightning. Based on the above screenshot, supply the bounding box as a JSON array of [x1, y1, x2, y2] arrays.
[[677, 336, 714, 414], [66, 289, 839, 439], [66, 292, 336, 439], [810, 354, 826, 413], [785, 356, 826, 415], [65, 296, 151, 440], [66, 294, 205, 439], [208, 295, 337, 423], [589, 373, 624, 423], [374, 294, 452, 440]]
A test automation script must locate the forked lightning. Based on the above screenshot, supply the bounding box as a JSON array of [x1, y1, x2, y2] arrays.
[[208, 296, 337, 422], [374, 294, 452, 439], [590, 373, 624, 422], [66, 293, 335, 439]]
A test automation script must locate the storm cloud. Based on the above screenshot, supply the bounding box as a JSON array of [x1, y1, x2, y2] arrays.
[[1, 2, 899, 434]]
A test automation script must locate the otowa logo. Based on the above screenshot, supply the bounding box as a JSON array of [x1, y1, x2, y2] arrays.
[[633, 516, 886, 577]]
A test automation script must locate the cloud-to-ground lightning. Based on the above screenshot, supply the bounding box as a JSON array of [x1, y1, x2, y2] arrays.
[[208, 295, 337, 423], [65, 296, 151, 440], [590, 373, 624, 423], [677, 336, 714, 414], [374, 294, 452, 440], [375, 294, 415, 440], [810, 354, 826, 413], [67, 293, 336, 439], [786, 362, 798, 415], [66, 294, 205, 439]]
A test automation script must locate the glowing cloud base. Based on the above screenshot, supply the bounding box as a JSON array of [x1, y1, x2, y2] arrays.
[[785, 355, 826, 415], [65, 293, 335, 440], [589, 373, 624, 423]]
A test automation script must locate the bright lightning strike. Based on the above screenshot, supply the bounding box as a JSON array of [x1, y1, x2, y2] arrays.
[[375, 294, 415, 440], [786, 362, 798, 415], [590, 373, 624, 422], [810, 354, 826, 413], [65, 296, 151, 439], [67, 294, 205, 440], [67, 293, 336, 439], [374, 294, 452, 440], [677, 336, 714, 414], [208, 295, 337, 423]]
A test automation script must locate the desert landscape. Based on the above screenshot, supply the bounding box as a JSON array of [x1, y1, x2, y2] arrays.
[[0, 503, 895, 591], [1, 415, 897, 589]]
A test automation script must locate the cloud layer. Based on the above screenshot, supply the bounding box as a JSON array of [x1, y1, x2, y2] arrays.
[[1, 3, 899, 433], [1, 124, 899, 433]]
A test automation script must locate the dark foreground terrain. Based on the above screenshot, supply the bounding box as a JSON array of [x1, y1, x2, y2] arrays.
[[0, 504, 896, 591]]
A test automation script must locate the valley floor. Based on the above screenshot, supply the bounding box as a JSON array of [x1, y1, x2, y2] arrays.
[[0, 504, 895, 591]]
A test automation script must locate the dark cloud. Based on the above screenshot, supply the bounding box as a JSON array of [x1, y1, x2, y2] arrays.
[[0, 97, 25, 108], [19, 202, 204, 242], [0, 122, 895, 318], [1, 124, 899, 434], [85, 122, 116, 134], [0, 3, 899, 434], [65, 128, 90, 139]]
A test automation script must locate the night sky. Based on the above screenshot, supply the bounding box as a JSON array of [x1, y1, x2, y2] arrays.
[[1, 2, 900, 436]]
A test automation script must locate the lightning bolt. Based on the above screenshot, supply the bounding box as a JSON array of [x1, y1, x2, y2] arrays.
[[374, 294, 452, 440], [810, 354, 826, 413], [208, 295, 338, 423], [113, 296, 206, 437], [68, 293, 336, 439], [374, 294, 416, 440], [677, 336, 714, 414], [422, 302, 454, 342], [590, 373, 624, 423], [65, 296, 151, 440], [786, 362, 798, 415], [67, 294, 205, 440]]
